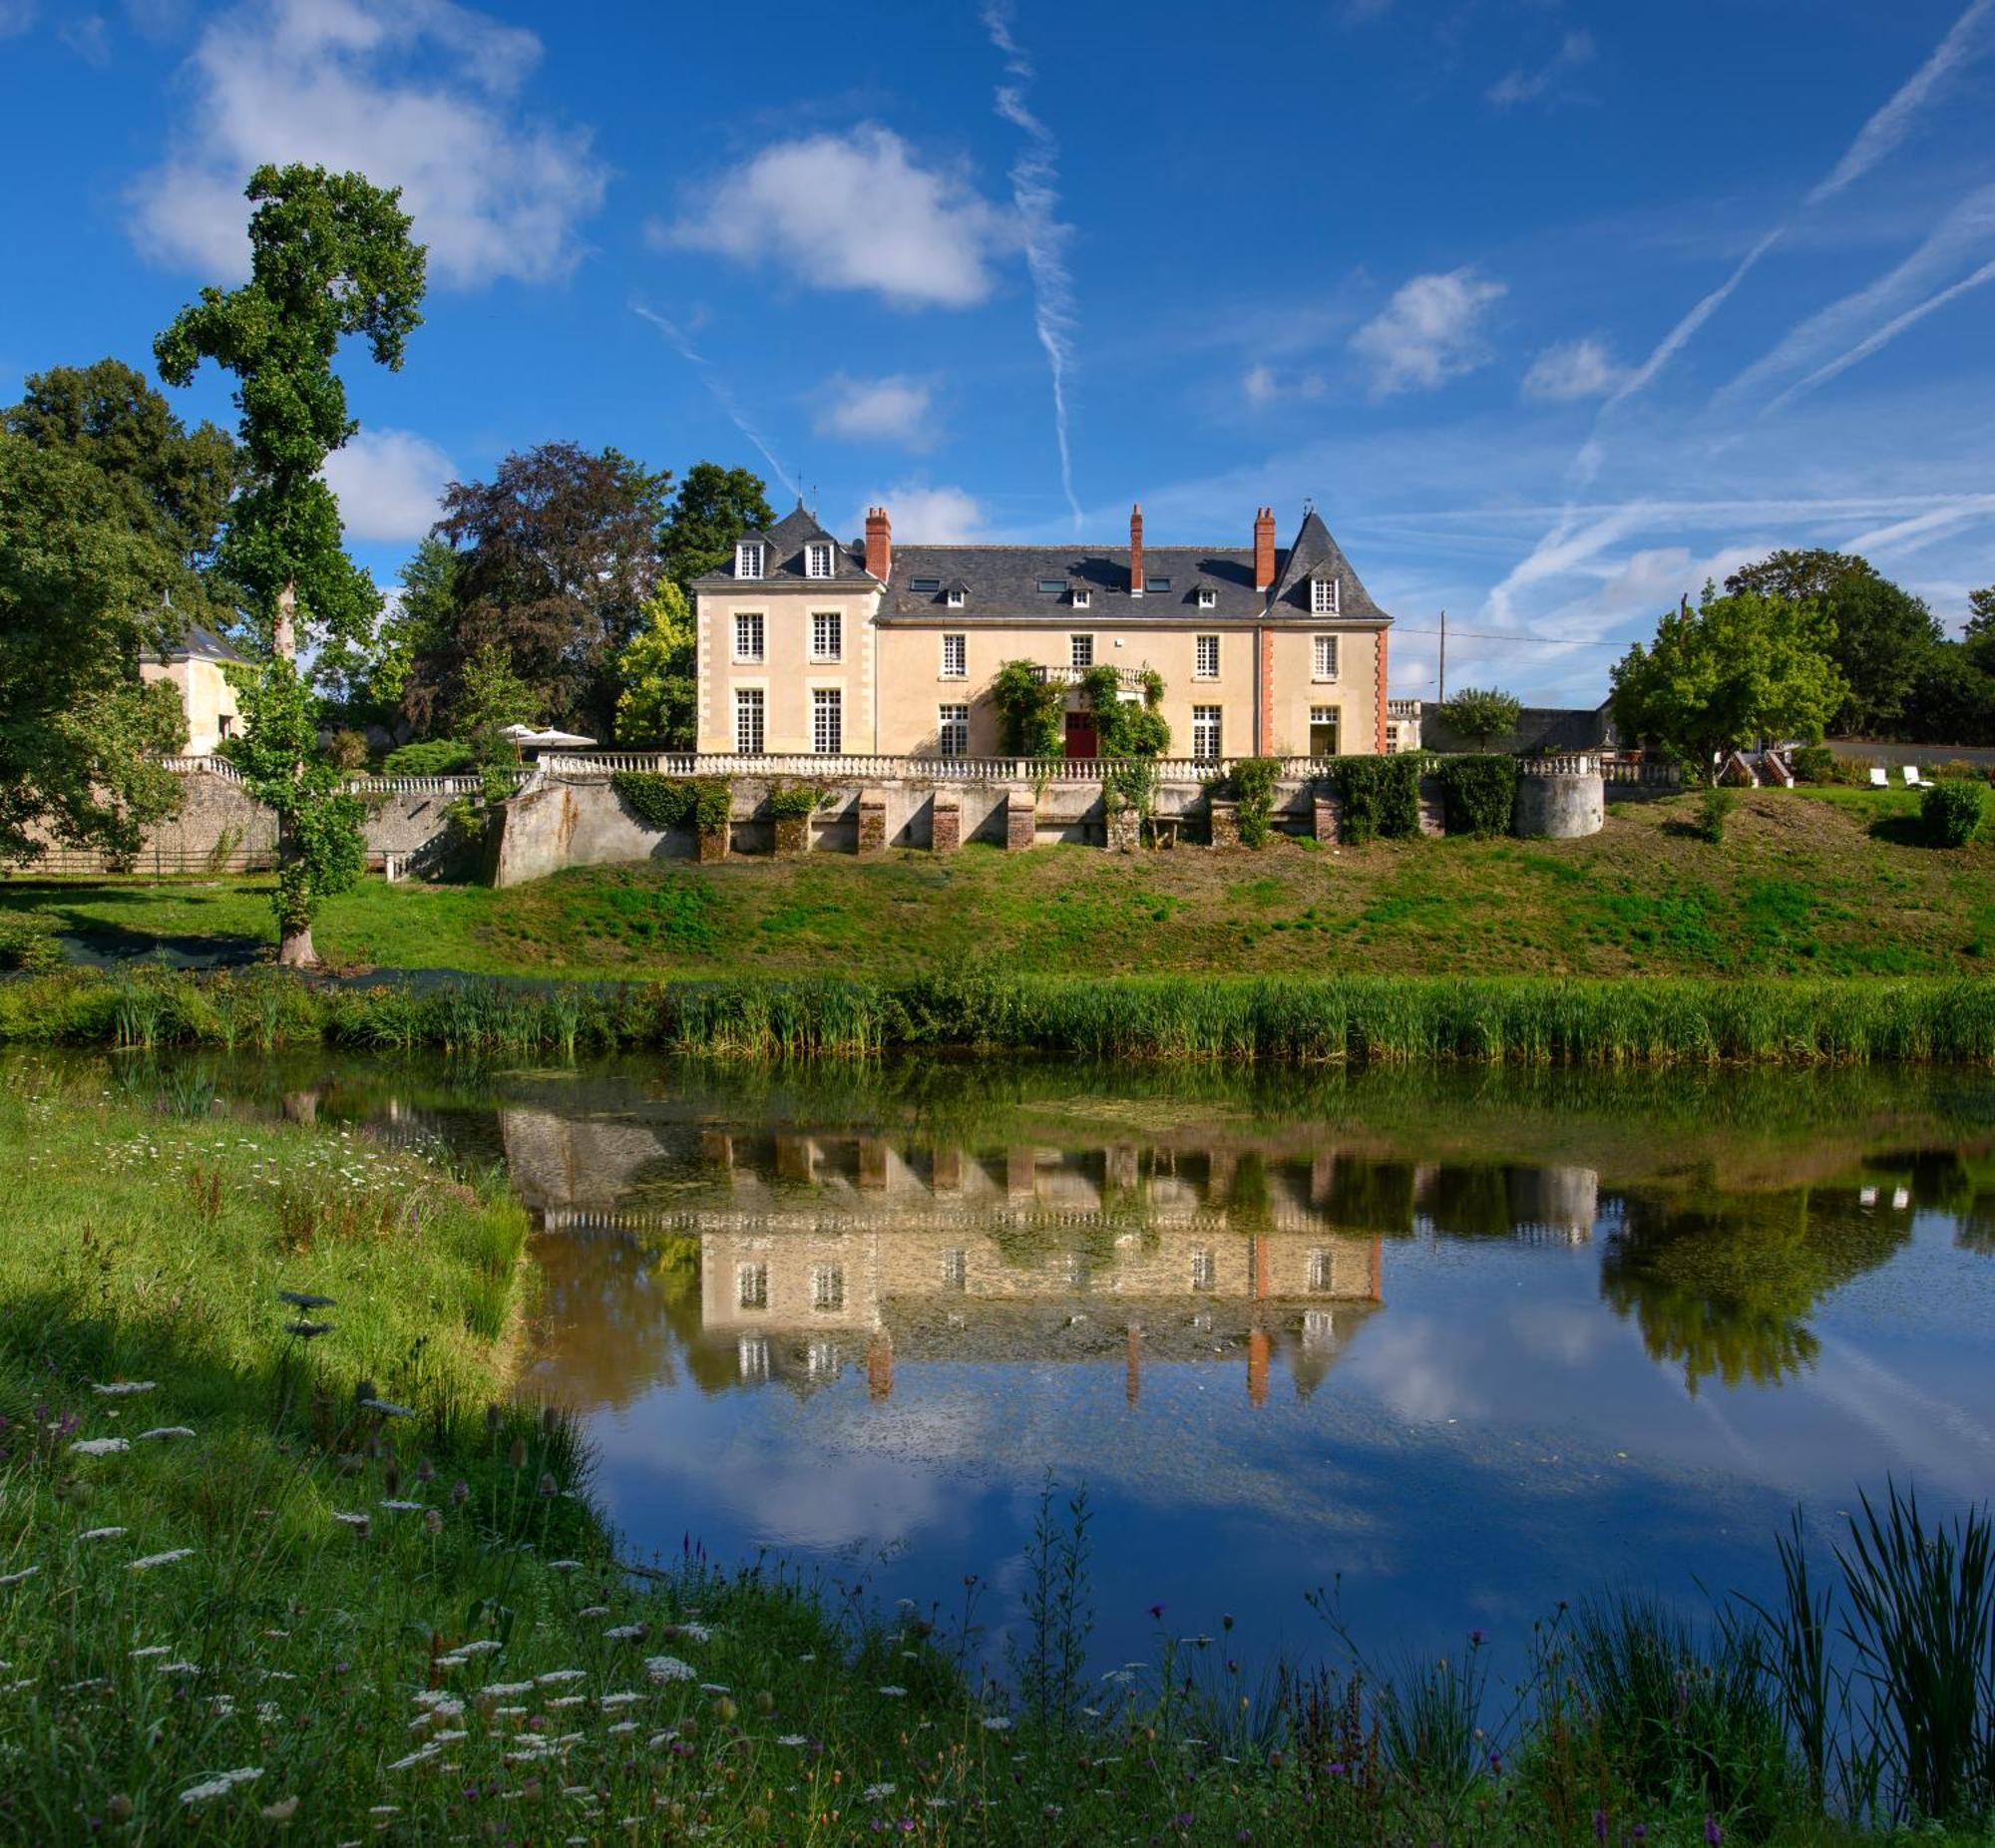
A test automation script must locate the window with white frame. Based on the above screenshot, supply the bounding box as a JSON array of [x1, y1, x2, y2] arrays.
[[941, 1249, 968, 1291], [811, 1264, 845, 1312], [737, 1334, 769, 1381], [941, 633, 967, 678], [807, 1338, 840, 1379], [1313, 634, 1340, 681], [1191, 1249, 1216, 1292], [734, 687, 765, 755], [804, 541, 833, 578], [947, 586, 966, 608], [810, 610, 842, 661], [811, 686, 843, 755], [733, 611, 764, 663], [1308, 1249, 1336, 1293], [1198, 586, 1217, 609], [1072, 588, 1091, 608], [735, 542, 764, 579], [938, 704, 969, 758], [1303, 1308, 1335, 1346], [1192, 705, 1222, 759], [1195, 634, 1220, 679], [737, 1263, 768, 1309], [1070, 633, 1094, 668], [1311, 574, 1340, 614]]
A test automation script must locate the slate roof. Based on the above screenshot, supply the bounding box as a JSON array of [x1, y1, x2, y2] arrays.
[[883, 546, 1278, 620], [1264, 508, 1390, 621], [691, 502, 871, 587], [154, 621, 250, 664]]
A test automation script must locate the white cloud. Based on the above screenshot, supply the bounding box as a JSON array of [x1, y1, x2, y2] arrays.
[[1521, 337, 1629, 403], [1487, 28, 1595, 109], [61, 12, 111, 61], [129, 0, 606, 288], [1240, 363, 1326, 407], [657, 126, 1010, 311], [813, 373, 938, 448], [320, 427, 454, 543], [0, 0, 35, 33], [1242, 364, 1277, 406], [866, 484, 986, 542], [1351, 268, 1506, 396]]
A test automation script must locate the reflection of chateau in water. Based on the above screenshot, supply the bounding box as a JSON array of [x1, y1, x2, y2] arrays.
[[505, 1112, 1604, 1405]]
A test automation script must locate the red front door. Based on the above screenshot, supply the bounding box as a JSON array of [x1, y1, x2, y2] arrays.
[[1064, 712, 1097, 759]]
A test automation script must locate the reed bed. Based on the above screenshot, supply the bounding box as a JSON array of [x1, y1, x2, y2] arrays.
[[6, 966, 1995, 1064]]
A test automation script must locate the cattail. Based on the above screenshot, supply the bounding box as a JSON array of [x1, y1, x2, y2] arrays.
[[425, 1509, 443, 1537], [508, 1437, 528, 1471], [355, 1378, 376, 1407], [450, 1479, 470, 1507], [537, 1471, 558, 1499], [484, 1402, 503, 1435], [541, 1404, 559, 1437], [416, 1457, 435, 1484], [106, 1794, 133, 1825], [383, 1464, 400, 1499]]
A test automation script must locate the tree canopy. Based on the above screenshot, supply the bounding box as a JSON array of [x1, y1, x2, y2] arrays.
[[407, 443, 671, 742], [1725, 549, 1939, 737], [1610, 586, 1844, 783], [614, 580, 696, 748], [155, 162, 425, 655], [0, 433, 189, 864], [1433, 686, 1522, 750], [658, 462, 775, 598]]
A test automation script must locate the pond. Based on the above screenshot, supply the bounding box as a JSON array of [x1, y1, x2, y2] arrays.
[[59, 1052, 1995, 1679]]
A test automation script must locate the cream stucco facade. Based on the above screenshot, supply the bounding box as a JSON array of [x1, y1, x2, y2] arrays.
[[141, 646, 242, 756]]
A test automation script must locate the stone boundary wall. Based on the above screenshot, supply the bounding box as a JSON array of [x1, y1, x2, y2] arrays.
[[490, 765, 1604, 889]]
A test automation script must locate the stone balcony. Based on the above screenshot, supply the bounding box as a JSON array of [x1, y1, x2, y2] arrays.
[[1028, 663, 1153, 688]]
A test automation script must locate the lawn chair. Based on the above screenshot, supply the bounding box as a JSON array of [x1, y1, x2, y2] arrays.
[[1901, 765, 1923, 788], [1868, 767, 1889, 788]]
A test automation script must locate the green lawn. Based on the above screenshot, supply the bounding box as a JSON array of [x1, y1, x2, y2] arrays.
[[6, 786, 1991, 980]]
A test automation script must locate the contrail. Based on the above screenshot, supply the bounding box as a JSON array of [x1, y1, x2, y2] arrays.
[[983, 2, 1082, 532], [630, 303, 800, 501]]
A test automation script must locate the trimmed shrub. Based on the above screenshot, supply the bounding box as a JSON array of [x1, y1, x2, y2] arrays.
[[383, 739, 474, 776], [1697, 785, 1737, 845], [1436, 755, 1518, 837], [610, 773, 731, 834], [1922, 777, 1985, 848], [1790, 745, 1835, 784], [1229, 757, 1282, 848], [1334, 755, 1424, 844]]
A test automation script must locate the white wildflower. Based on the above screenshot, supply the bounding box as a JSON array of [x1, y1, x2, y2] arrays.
[[70, 1438, 130, 1456], [332, 1512, 369, 1527], [483, 1681, 535, 1698], [602, 1625, 644, 1641], [698, 1681, 730, 1694], [159, 1661, 201, 1675], [78, 1527, 128, 1542], [138, 1426, 197, 1441], [129, 1645, 170, 1660], [983, 1715, 1014, 1730], [129, 1549, 196, 1571], [379, 1500, 425, 1513], [548, 1693, 588, 1708], [360, 1399, 416, 1419], [672, 1622, 713, 1644], [878, 1684, 908, 1697], [0, 1567, 41, 1588], [862, 1782, 896, 1801], [776, 1733, 808, 1747], [412, 1691, 463, 1714], [644, 1657, 694, 1682], [257, 1702, 281, 1722], [433, 1729, 468, 1743], [598, 1691, 643, 1708], [536, 1668, 586, 1684], [576, 1606, 610, 1620], [548, 1559, 583, 1573], [180, 1766, 263, 1804], [387, 1744, 440, 1771], [606, 1719, 636, 1736], [92, 1381, 157, 1396]]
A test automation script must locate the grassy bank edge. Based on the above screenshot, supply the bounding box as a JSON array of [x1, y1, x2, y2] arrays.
[[6, 964, 1995, 1063]]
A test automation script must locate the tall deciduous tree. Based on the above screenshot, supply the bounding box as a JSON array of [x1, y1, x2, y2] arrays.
[[156, 163, 426, 966], [0, 435, 189, 863], [409, 443, 670, 741], [613, 580, 695, 748], [1610, 587, 1844, 785], [1725, 550, 1939, 736], [657, 462, 774, 596]]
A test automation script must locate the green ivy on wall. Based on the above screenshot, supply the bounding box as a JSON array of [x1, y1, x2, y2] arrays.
[[610, 772, 731, 834]]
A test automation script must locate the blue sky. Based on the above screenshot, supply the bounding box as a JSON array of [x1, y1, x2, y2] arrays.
[[3, 0, 1993, 704]]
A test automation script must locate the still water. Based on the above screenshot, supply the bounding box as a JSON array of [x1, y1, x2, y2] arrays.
[[95, 1055, 1995, 1673]]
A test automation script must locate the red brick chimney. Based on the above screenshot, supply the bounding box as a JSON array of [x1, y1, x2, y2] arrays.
[[1254, 506, 1277, 592], [864, 505, 892, 580], [1128, 503, 1144, 596]]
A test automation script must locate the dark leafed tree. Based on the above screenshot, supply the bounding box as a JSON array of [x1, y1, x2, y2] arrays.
[[156, 163, 426, 966], [1967, 584, 1995, 640], [409, 442, 671, 741], [1725, 549, 1940, 736], [0, 434, 189, 864], [658, 461, 774, 596], [1432, 686, 1523, 751]]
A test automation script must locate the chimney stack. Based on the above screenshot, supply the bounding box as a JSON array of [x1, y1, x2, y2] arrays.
[[1128, 504, 1144, 596], [865, 505, 892, 581], [1254, 507, 1277, 592]]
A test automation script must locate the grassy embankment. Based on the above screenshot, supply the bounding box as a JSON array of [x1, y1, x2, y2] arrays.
[[5, 788, 1993, 980], [6, 1072, 1995, 1843]]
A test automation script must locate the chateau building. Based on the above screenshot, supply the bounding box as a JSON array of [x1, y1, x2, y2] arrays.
[[692, 501, 1395, 760]]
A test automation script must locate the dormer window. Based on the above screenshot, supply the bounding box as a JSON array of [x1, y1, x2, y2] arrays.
[[1198, 586, 1217, 609], [1072, 587, 1091, 608], [736, 543, 764, 580], [1311, 574, 1340, 614], [947, 586, 966, 608], [804, 541, 834, 579]]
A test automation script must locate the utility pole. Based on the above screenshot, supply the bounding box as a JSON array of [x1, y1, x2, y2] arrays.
[[1437, 609, 1447, 704]]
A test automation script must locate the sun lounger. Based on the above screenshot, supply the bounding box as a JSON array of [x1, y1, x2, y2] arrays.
[[1868, 767, 1889, 788], [1901, 765, 1923, 787]]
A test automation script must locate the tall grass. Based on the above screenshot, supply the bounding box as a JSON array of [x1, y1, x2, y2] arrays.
[[8, 966, 1995, 1063]]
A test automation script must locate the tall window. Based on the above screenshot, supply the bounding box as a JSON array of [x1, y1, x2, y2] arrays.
[[811, 1264, 845, 1312], [735, 543, 763, 579], [1192, 705, 1222, 760], [1313, 634, 1340, 681], [734, 611, 764, 662], [737, 1334, 769, 1381], [1195, 634, 1220, 679], [941, 1249, 968, 1291], [1309, 706, 1339, 758], [805, 541, 833, 578], [810, 610, 842, 661], [734, 688, 765, 755], [812, 687, 843, 755], [941, 633, 967, 678], [1311, 575, 1340, 614], [938, 704, 969, 758], [1308, 1250, 1336, 1294], [737, 1263, 768, 1309], [1070, 633, 1094, 668], [1191, 1250, 1216, 1292]]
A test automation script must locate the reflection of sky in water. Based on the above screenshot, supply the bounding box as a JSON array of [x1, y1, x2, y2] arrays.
[[528, 1200, 1995, 1677]]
